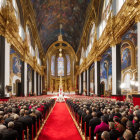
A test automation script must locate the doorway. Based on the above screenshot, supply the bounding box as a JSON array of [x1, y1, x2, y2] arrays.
[[100, 82, 105, 96], [16, 79, 21, 97]]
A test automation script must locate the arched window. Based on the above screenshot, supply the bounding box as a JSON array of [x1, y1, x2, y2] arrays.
[[57, 57, 64, 76], [66, 55, 70, 75], [12, 0, 19, 19], [86, 24, 95, 57], [51, 55, 55, 76], [117, 0, 125, 13], [26, 25, 35, 56], [0, 1, 6, 9]]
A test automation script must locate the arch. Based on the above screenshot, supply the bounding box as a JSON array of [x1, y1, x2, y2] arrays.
[[15, 79, 21, 96], [121, 40, 135, 71], [46, 41, 76, 60], [100, 81, 105, 96]]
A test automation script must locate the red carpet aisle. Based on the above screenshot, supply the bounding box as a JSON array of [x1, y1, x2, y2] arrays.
[[38, 103, 82, 140]]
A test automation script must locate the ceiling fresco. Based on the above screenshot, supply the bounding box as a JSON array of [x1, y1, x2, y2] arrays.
[[31, 0, 90, 53]]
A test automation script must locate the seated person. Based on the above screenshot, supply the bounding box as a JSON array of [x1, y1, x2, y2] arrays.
[[101, 131, 110, 140], [118, 129, 133, 140], [135, 131, 140, 140], [109, 122, 120, 140], [2, 121, 18, 140], [94, 116, 109, 134]]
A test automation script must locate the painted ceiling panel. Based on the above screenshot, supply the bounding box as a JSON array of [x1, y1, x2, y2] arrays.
[[31, 0, 90, 53]]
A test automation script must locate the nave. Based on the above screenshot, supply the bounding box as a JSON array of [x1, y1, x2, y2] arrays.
[[38, 102, 82, 140]]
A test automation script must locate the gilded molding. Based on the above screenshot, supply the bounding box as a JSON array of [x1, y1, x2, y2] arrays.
[[77, 0, 140, 74], [0, 0, 44, 75]]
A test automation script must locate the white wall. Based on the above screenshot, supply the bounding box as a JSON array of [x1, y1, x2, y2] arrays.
[[112, 46, 117, 95], [95, 61, 98, 95], [38, 74, 40, 95], [5, 39, 10, 97], [34, 71, 36, 95], [24, 62, 27, 96]]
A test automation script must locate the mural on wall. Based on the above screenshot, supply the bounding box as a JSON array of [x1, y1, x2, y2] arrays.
[[121, 24, 137, 93], [31, 0, 90, 52], [100, 48, 112, 92], [121, 46, 131, 70], [27, 64, 32, 94], [89, 63, 94, 94], [10, 48, 22, 96]]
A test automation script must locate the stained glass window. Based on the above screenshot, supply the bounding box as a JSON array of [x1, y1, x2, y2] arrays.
[[51, 55, 55, 76], [66, 55, 70, 75], [57, 57, 64, 76]]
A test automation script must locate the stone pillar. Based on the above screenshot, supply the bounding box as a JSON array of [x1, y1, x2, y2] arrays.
[[83, 71, 86, 95], [24, 62, 27, 96], [32, 69, 34, 94], [0, 36, 5, 97], [112, 45, 121, 95], [81, 72, 83, 94], [112, 46, 117, 95], [95, 61, 100, 95], [138, 22, 140, 92], [87, 69, 90, 96], [5, 38, 10, 97], [38, 74, 40, 95], [79, 74, 81, 94], [34, 71, 36, 95], [41, 75, 42, 94], [36, 72, 38, 95], [21, 61, 24, 96]]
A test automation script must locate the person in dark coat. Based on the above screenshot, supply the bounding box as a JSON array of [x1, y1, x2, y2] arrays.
[[109, 122, 120, 140], [89, 112, 101, 140], [84, 110, 92, 136], [2, 121, 18, 140]]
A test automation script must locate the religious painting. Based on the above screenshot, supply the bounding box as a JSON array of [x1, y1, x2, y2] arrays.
[[31, 0, 90, 52], [10, 48, 21, 75], [122, 24, 137, 46], [10, 48, 22, 95], [121, 45, 131, 70], [121, 24, 137, 94], [12, 56, 21, 74], [100, 48, 112, 92], [27, 64, 32, 94]]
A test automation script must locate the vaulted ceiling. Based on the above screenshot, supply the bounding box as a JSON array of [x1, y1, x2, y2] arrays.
[[31, 0, 91, 53]]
